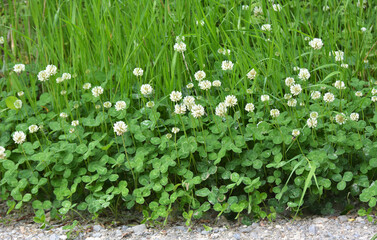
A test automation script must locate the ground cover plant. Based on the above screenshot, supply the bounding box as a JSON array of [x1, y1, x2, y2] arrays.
[[0, 0, 377, 227]]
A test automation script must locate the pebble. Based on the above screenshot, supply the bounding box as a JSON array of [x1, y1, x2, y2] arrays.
[[308, 224, 317, 235], [233, 233, 241, 240], [92, 224, 103, 232], [337, 215, 348, 222], [1, 215, 377, 240], [132, 224, 147, 235]]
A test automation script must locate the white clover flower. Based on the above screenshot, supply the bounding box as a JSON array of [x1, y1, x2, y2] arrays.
[[287, 98, 297, 107], [14, 100, 22, 109], [215, 102, 228, 117], [321, 86, 327, 90], [355, 91, 363, 97], [357, 0, 367, 9], [0, 36, 4, 44], [198, 80, 212, 90], [242, 5, 249, 10], [92, 86, 104, 97], [113, 121, 128, 136], [45, 65, 57, 76], [310, 112, 319, 119], [261, 24, 272, 32], [350, 113, 359, 121], [254, 6, 263, 16], [115, 101, 126, 111], [196, 20, 205, 26], [60, 90, 67, 95], [361, 27, 367, 32], [323, 92, 335, 103], [170, 91, 182, 102], [194, 70, 206, 81], [292, 129, 300, 137], [62, 73, 71, 80], [191, 104, 205, 118], [174, 42, 186, 53], [133, 68, 144, 77], [166, 133, 172, 139], [285, 77, 295, 87], [330, 50, 344, 61], [218, 48, 231, 55], [246, 88, 253, 94], [311, 91, 321, 100], [261, 95, 270, 102], [307, 118, 317, 128], [71, 120, 79, 127], [183, 96, 195, 110], [17, 91, 24, 97], [56, 77, 64, 83], [83, 83, 91, 90], [334, 80, 346, 90], [13, 64, 25, 74], [272, 4, 282, 11], [69, 128, 75, 133], [364, 59, 369, 64], [37, 70, 49, 82], [103, 101, 112, 108], [293, 66, 300, 71], [247, 69, 257, 80], [290, 84, 302, 96], [175, 36, 185, 43], [245, 103, 255, 112], [224, 95, 237, 107], [212, 80, 221, 87], [174, 104, 187, 115], [335, 113, 347, 125], [298, 68, 310, 81], [221, 60, 234, 71], [323, 5, 330, 11], [186, 83, 194, 89], [95, 105, 100, 109], [0, 146, 6, 159], [60, 112, 68, 118], [146, 101, 155, 108], [140, 84, 153, 96], [371, 96, 377, 102], [309, 38, 324, 50], [300, 102, 305, 106], [29, 125, 39, 133], [73, 103, 80, 109], [270, 109, 280, 118], [172, 127, 180, 134], [371, 88, 377, 95], [284, 94, 292, 99], [341, 63, 349, 68], [13, 131, 26, 144]]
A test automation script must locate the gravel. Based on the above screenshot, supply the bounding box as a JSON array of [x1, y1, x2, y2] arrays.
[[1, 215, 376, 240]]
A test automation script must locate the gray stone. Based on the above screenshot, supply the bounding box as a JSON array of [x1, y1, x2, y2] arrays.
[[173, 226, 187, 232], [49, 234, 60, 240], [121, 225, 129, 231], [201, 230, 211, 235], [337, 215, 348, 222], [92, 224, 103, 232], [239, 226, 252, 233], [251, 222, 259, 228], [313, 217, 328, 224], [132, 224, 147, 235], [92, 232, 101, 238], [355, 217, 365, 223], [233, 233, 241, 240], [308, 224, 317, 235]]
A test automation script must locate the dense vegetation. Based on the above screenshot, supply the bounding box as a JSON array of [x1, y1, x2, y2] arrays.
[[1, 0, 377, 227]]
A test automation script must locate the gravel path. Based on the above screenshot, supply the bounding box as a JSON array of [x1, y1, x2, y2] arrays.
[[1, 214, 376, 240]]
